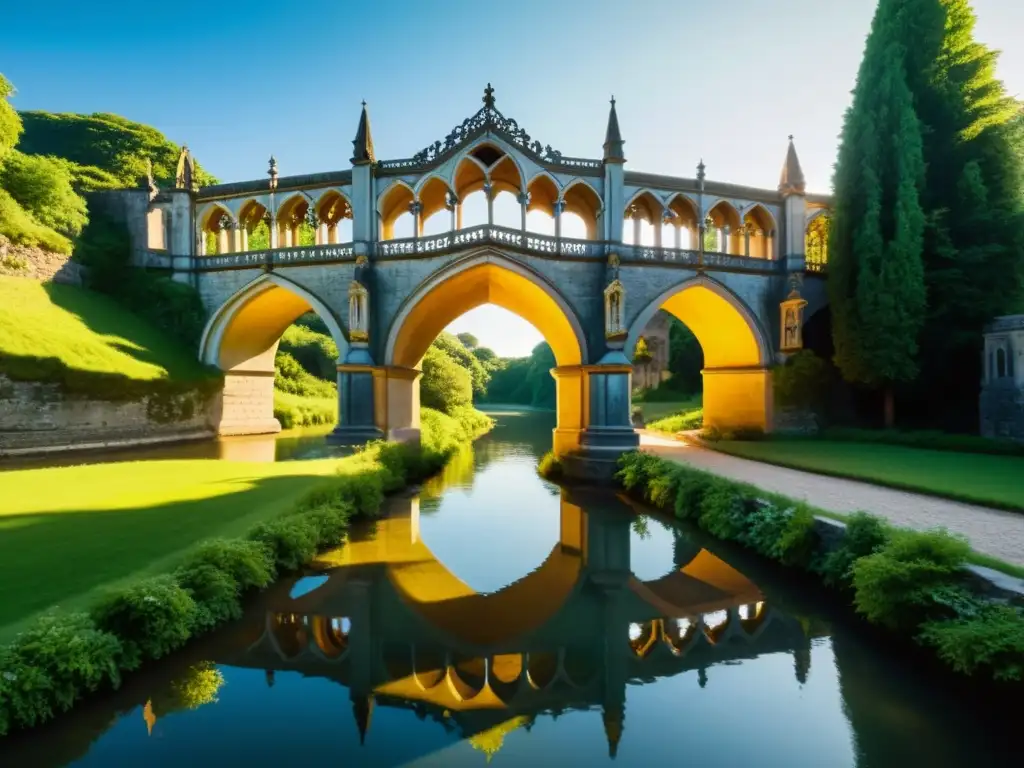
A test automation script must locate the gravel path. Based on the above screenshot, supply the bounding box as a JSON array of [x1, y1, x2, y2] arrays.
[[639, 432, 1024, 567]]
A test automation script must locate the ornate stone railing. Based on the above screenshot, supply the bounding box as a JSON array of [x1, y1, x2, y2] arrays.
[[375, 224, 606, 259], [187, 228, 780, 274]]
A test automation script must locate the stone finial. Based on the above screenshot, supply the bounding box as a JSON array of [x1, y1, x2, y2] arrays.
[[267, 155, 278, 190], [175, 146, 196, 191], [603, 95, 625, 164], [351, 101, 376, 165], [779, 135, 806, 196]]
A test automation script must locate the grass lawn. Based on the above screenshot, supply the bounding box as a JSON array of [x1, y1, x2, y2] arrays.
[[0, 276, 211, 385], [0, 457, 346, 640], [712, 439, 1024, 513]]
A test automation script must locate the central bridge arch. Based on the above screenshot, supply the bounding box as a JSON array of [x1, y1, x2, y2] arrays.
[[381, 249, 591, 452]]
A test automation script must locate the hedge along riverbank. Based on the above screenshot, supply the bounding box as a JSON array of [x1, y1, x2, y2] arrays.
[[0, 407, 493, 737], [615, 452, 1024, 686]]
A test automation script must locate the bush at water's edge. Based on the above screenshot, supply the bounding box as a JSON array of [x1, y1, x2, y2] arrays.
[[614, 451, 1024, 685], [0, 406, 492, 737]]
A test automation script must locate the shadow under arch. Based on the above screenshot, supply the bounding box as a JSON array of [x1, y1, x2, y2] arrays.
[[624, 274, 773, 430], [198, 272, 348, 435], [382, 248, 590, 453]]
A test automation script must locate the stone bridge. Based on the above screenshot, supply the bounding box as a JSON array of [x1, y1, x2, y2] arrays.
[[102, 85, 832, 465]]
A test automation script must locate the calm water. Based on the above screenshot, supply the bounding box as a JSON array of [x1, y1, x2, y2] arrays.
[[2, 411, 1017, 767]]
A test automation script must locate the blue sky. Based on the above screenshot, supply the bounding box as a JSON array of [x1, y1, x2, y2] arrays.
[[6, 0, 1024, 357]]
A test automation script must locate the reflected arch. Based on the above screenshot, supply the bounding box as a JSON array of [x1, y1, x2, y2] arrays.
[[382, 249, 589, 452], [625, 276, 773, 430], [199, 273, 348, 435]]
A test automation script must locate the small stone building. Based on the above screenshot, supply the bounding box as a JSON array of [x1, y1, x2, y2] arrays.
[[980, 315, 1024, 441]]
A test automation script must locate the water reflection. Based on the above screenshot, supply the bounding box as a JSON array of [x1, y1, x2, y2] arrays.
[[2, 411, 1018, 767]]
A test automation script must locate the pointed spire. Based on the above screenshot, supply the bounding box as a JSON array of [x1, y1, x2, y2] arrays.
[[603, 96, 625, 164], [352, 693, 374, 745], [779, 134, 806, 196], [351, 101, 375, 165], [602, 706, 623, 759]]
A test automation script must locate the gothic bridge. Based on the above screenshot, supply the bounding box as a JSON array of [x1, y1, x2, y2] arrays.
[[220, 489, 817, 753], [109, 85, 832, 460]]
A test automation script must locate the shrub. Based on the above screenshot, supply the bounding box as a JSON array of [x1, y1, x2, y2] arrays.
[[175, 563, 241, 631], [90, 577, 197, 670], [819, 512, 890, 588], [919, 604, 1024, 681], [0, 613, 121, 735], [851, 528, 970, 631], [537, 451, 563, 480], [176, 538, 276, 592], [247, 517, 320, 573]]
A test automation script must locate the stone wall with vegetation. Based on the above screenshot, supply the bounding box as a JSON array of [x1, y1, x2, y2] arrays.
[[0, 374, 217, 455], [0, 236, 85, 284]]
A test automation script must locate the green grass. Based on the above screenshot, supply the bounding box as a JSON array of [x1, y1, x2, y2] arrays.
[[0, 276, 214, 393], [273, 389, 337, 429], [710, 439, 1024, 513], [0, 457, 346, 640]]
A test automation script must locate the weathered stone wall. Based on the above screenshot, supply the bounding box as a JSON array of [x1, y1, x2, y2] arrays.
[[0, 374, 217, 456], [0, 237, 86, 285]]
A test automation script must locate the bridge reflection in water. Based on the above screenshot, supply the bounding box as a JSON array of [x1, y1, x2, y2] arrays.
[[228, 489, 818, 756]]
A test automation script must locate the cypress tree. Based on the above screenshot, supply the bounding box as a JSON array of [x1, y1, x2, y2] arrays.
[[895, 0, 1024, 426], [829, 0, 927, 427]]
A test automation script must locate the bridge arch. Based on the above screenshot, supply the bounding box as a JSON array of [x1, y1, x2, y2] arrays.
[[625, 275, 773, 430], [383, 248, 588, 451], [199, 273, 348, 435]]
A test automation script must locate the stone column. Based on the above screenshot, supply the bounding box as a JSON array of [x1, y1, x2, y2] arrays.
[[484, 183, 494, 227]]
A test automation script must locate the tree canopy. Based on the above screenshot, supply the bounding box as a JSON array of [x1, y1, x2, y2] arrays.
[[17, 111, 217, 190]]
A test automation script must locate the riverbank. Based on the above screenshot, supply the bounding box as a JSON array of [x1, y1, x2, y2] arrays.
[[0, 406, 493, 737], [616, 450, 1024, 686]]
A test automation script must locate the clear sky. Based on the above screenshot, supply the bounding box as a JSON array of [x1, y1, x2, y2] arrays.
[[6, 0, 1023, 357]]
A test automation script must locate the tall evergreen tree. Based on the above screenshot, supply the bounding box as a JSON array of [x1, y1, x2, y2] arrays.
[[829, 0, 927, 427], [892, 0, 1024, 426]]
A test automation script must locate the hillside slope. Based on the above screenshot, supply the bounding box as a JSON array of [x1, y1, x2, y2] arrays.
[[0, 276, 216, 396]]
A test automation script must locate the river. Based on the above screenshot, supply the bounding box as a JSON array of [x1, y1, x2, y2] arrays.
[[2, 410, 1016, 766]]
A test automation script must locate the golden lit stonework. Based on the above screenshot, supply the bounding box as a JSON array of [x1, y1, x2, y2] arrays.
[[779, 288, 808, 352]]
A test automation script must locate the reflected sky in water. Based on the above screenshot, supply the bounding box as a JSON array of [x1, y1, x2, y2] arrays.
[[3, 411, 1017, 768]]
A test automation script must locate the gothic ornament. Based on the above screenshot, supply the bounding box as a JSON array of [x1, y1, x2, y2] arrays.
[[348, 279, 370, 344], [779, 287, 808, 353], [604, 278, 627, 343]]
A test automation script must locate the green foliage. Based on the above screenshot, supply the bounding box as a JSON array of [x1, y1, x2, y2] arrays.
[[431, 331, 490, 396], [919, 604, 1024, 681], [279, 323, 338, 380], [247, 517, 321, 573], [273, 389, 336, 429], [0, 151, 87, 237], [274, 351, 335, 399], [774, 350, 830, 411], [829, 0, 927, 406], [537, 451, 563, 480], [646, 406, 704, 434], [0, 188, 71, 253], [850, 528, 970, 631], [0, 74, 22, 167], [90, 576, 197, 670], [17, 111, 216, 188], [420, 344, 473, 414], [0, 613, 120, 735], [819, 512, 890, 588], [75, 210, 209, 348]]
